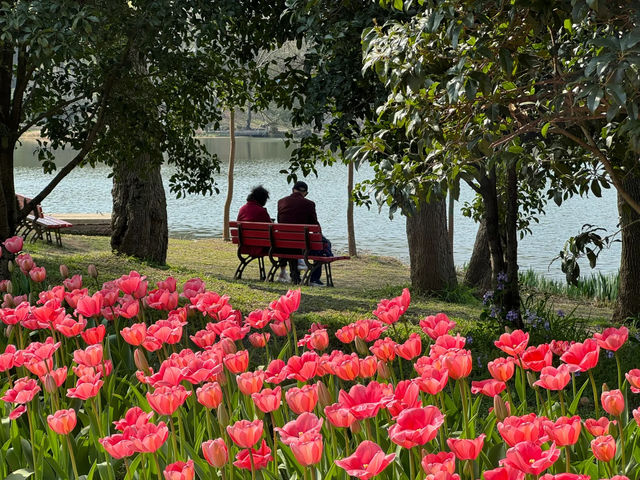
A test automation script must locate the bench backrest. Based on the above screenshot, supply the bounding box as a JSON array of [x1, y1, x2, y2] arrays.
[[230, 221, 324, 252], [16, 194, 43, 218]]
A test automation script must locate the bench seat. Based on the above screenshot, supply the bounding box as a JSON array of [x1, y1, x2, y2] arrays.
[[17, 195, 73, 246]]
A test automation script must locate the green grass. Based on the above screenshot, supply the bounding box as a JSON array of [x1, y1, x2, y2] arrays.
[[520, 268, 619, 303]]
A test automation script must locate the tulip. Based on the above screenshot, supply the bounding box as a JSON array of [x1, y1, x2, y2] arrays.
[[560, 339, 600, 372], [370, 337, 397, 362], [338, 381, 391, 420], [163, 459, 194, 480], [539, 475, 591, 480], [498, 414, 545, 447], [2, 377, 41, 404], [471, 379, 506, 397], [383, 380, 421, 418], [99, 434, 136, 459], [332, 352, 360, 380], [202, 438, 228, 467], [147, 385, 191, 416], [265, 359, 288, 384], [441, 349, 472, 380], [131, 421, 169, 453], [388, 406, 445, 448], [494, 330, 529, 357], [289, 432, 323, 466], [285, 384, 318, 414], [414, 366, 449, 395], [593, 326, 628, 351], [252, 386, 281, 413], [625, 369, 640, 393], [420, 313, 456, 339], [286, 351, 319, 382], [224, 350, 250, 374], [233, 439, 273, 470], [335, 440, 395, 480], [395, 333, 422, 360], [309, 329, 329, 351], [421, 451, 456, 475], [29, 266, 46, 283], [488, 357, 515, 382], [3, 236, 23, 254], [543, 416, 581, 446], [248, 332, 269, 348], [236, 371, 265, 396], [502, 441, 561, 475], [521, 344, 552, 371], [275, 412, 323, 445], [534, 365, 571, 391], [483, 466, 525, 480], [81, 325, 106, 345], [591, 435, 616, 462], [324, 403, 357, 428], [584, 417, 614, 436], [601, 389, 624, 416], [447, 434, 486, 460], [227, 419, 263, 448], [47, 409, 77, 435]]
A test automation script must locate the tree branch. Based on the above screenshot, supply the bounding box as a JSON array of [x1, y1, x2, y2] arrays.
[[16, 95, 86, 138], [551, 126, 640, 216]]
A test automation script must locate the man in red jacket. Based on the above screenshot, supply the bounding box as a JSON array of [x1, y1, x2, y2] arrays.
[[277, 181, 332, 286]]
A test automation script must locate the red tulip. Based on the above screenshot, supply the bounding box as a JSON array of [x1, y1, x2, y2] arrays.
[[338, 381, 391, 420], [593, 326, 628, 352], [335, 440, 395, 480], [290, 432, 323, 466], [233, 439, 273, 470], [308, 329, 329, 351], [55, 315, 87, 337], [591, 435, 616, 462], [9, 405, 26, 419], [483, 466, 525, 480], [81, 325, 106, 345], [584, 417, 614, 436], [324, 403, 356, 428], [113, 407, 153, 431], [269, 318, 292, 336], [265, 359, 288, 384], [442, 349, 472, 380], [395, 333, 422, 360], [543, 416, 581, 446], [354, 318, 387, 341], [285, 384, 318, 414], [47, 408, 77, 435], [494, 330, 529, 357], [191, 329, 218, 348], [163, 459, 194, 480], [414, 366, 449, 395], [224, 350, 249, 374], [534, 365, 571, 391], [625, 369, 640, 393], [99, 434, 136, 459], [497, 414, 545, 447], [420, 313, 456, 340], [421, 451, 456, 475], [383, 380, 421, 418], [118, 271, 147, 298], [521, 344, 552, 372], [471, 379, 506, 397], [633, 408, 640, 427], [502, 441, 561, 475], [75, 292, 103, 318], [147, 385, 191, 416], [3, 236, 23, 254], [131, 421, 169, 453], [601, 389, 624, 417], [335, 324, 356, 343], [370, 337, 397, 362], [333, 352, 360, 381], [359, 355, 378, 378], [227, 419, 263, 448], [539, 475, 591, 480], [236, 371, 265, 396], [447, 434, 486, 460], [2, 377, 41, 404], [121, 323, 147, 346], [488, 357, 515, 382], [73, 344, 103, 367], [285, 351, 318, 382], [560, 339, 600, 372], [388, 406, 445, 448], [29, 266, 46, 283], [275, 412, 323, 445], [252, 386, 281, 413], [248, 333, 270, 348], [202, 438, 228, 467]]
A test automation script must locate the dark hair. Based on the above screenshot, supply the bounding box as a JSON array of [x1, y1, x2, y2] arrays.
[[293, 180, 308, 193], [247, 185, 270, 206]]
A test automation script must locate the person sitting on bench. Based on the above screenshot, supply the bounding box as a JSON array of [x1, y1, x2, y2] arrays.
[[277, 181, 333, 287]]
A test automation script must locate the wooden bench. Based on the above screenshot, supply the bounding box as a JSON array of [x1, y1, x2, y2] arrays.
[[16, 194, 73, 246], [230, 221, 350, 287]]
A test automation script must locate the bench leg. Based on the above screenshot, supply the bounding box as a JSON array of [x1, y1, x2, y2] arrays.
[[324, 263, 334, 287], [234, 255, 262, 280], [55, 230, 63, 247], [258, 257, 266, 281], [266, 260, 280, 282], [45, 230, 53, 244]]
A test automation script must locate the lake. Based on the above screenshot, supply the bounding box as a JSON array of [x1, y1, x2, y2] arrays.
[[14, 136, 621, 279]]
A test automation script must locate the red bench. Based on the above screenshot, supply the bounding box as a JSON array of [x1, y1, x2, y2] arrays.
[[230, 221, 350, 287], [16, 194, 73, 246]]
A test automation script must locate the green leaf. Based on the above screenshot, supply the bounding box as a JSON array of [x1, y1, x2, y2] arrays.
[[587, 88, 603, 113], [5, 469, 34, 480], [563, 18, 573, 33], [393, 0, 404, 10], [569, 379, 590, 414], [541, 122, 550, 138]]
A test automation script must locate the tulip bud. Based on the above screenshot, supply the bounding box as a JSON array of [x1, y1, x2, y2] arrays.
[[220, 337, 236, 355], [526, 371, 537, 388], [354, 337, 369, 356], [88, 264, 98, 279], [7, 261, 13, 273], [5, 324, 13, 338], [350, 420, 361, 435], [59, 264, 69, 279], [376, 360, 391, 379], [579, 396, 591, 407], [134, 348, 151, 375], [316, 380, 332, 408], [43, 374, 58, 394], [602, 383, 609, 393], [3, 293, 14, 308], [5, 280, 11, 295], [217, 402, 229, 429], [493, 395, 509, 421], [28, 292, 37, 304]]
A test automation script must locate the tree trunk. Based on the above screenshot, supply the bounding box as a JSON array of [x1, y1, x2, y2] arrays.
[[504, 162, 522, 327], [613, 169, 640, 321], [405, 196, 457, 292], [245, 105, 252, 130], [111, 156, 168, 264], [448, 188, 454, 251], [478, 168, 505, 284], [347, 158, 357, 256], [223, 109, 236, 241], [464, 217, 492, 293]]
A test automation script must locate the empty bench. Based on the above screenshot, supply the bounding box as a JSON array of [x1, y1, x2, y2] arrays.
[[16, 194, 73, 246], [230, 221, 350, 287]]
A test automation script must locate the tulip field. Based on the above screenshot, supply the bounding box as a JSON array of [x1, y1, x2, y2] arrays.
[[1, 236, 640, 480]]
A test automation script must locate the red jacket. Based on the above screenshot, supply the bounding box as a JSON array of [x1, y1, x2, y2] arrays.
[[277, 192, 319, 225], [236, 201, 271, 256]]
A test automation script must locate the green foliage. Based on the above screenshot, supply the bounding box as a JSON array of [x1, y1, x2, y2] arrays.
[[520, 268, 620, 303]]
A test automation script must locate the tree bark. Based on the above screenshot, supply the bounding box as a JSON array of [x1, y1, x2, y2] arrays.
[[504, 162, 522, 326], [478, 168, 505, 284], [245, 105, 252, 130], [464, 217, 492, 293], [223, 109, 236, 241], [405, 196, 457, 292], [110, 156, 168, 264], [613, 169, 640, 321], [347, 158, 357, 256], [448, 188, 454, 251]]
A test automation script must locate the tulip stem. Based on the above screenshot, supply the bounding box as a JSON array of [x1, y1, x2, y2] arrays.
[[458, 380, 469, 438], [587, 370, 600, 418], [123, 457, 132, 480], [558, 390, 566, 417], [615, 351, 623, 391], [616, 415, 626, 466], [271, 412, 278, 475], [152, 452, 163, 480], [169, 416, 180, 460], [565, 447, 570, 473], [66, 435, 80, 480], [249, 449, 256, 480], [27, 405, 38, 480], [343, 428, 350, 456], [408, 447, 415, 480]]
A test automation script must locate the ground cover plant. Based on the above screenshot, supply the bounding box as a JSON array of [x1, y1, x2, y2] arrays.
[[0, 236, 638, 480]]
